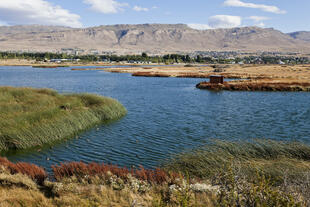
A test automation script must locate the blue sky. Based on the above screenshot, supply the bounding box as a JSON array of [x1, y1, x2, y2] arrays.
[[0, 0, 309, 32]]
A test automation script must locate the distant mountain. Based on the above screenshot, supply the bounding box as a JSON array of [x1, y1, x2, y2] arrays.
[[288, 31, 310, 42], [0, 24, 310, 55], [0, 25, 72, 35]]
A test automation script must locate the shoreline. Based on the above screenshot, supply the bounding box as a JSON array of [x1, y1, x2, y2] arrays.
[[3, 60, 310, 92], [0, 139, 309, 206]]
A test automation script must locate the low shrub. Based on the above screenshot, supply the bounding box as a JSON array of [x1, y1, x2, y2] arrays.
[[0, 157, 47, 185], [52, 162, 182, 185]]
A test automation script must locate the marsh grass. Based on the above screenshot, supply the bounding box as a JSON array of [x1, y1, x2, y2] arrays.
[[0, 87, 127, 151], [164, 140, 310, 205], [164, 139, 310, 183], [1, 138, 310, 207]]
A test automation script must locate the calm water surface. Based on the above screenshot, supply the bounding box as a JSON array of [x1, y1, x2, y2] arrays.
[[0, 66, 310, 171]]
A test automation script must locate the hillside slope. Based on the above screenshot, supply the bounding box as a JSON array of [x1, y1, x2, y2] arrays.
[[0, 24, 310, 54]]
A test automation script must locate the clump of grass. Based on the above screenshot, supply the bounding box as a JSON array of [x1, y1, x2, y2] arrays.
[[162, 139, 310, 205], [0, 87, 127, 151], [216, 165, 302, 207], [0, 170, 38, 190], [164, 139, 310, 181]]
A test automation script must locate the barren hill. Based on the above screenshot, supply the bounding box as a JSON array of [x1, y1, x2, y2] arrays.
[[289, 31, 310, 42], [0, 24, 310, 55]]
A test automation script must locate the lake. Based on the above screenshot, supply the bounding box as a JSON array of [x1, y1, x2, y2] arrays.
[[1, 66, 310, 171]]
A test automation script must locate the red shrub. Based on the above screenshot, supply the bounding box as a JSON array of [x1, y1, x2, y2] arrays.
[[52, 161, 182, 185], [0, 157, 47, 185], [52, 162, 130, 181]]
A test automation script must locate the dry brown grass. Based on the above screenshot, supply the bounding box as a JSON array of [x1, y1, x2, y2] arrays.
[[197, 80, 310, 91], [96, 64, 310, 89], [132, 72, 170, 77], [0, 187, 53, 207]]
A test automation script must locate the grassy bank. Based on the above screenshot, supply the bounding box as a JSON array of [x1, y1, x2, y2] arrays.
[[164, 139, 310, 179], [0, 140, 309, 206], [0, 87, 127, 151]]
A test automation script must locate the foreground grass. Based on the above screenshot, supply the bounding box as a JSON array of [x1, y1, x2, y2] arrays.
[[0, 87, 127, 151], [164, 139, 310, 205], [1, 140, 310, 206], [164, 139, 310, 180]]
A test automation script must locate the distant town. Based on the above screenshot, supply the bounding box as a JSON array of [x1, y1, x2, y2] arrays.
[[0, 50, 309, 65]]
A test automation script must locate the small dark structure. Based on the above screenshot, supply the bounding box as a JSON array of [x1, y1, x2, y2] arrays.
[[210, 75, 224, 84]]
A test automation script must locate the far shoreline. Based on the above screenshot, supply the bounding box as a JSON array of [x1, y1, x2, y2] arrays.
[[2, 59, 310, 92]]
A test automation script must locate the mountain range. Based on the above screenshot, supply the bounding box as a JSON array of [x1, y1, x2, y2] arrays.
[[0, 24, 310, 55]]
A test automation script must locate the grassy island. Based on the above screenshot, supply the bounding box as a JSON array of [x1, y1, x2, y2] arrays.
[[0, 87, 127, 151], [196, 80, 310, 91]]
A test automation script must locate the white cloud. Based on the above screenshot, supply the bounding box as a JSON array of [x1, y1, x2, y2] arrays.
[[209, 15, 242, 28], [133, 6, 149, 12], [256, 22, 265, 27], [83, 0, 128, 14], [223, 0, 286, 14], [248, 16, 270, 22], [187, 24, 211, 30], [188, 15, 242, 30], [0, 0, 82, 27]]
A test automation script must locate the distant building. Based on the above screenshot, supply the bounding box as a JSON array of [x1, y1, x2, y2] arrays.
[[210, 75, 224, 84]]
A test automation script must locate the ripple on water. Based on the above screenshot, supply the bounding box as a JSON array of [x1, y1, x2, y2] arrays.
[[1, 66, 310, 171]]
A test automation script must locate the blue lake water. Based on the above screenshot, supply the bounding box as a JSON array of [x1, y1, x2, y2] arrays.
[[0, 66, 310, 171]]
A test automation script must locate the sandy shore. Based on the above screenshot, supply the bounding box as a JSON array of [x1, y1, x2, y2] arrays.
[[73, 64, 310, 80]]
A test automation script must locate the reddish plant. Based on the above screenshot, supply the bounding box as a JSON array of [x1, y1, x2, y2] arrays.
[[0, 157, 47, 185], [197, 81, 310, 92], [52, 162, 183, 185]]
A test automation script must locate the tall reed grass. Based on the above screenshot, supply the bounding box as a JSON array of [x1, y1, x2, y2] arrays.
[[164, 139, 310, 182], [0, 87, 127, 151]]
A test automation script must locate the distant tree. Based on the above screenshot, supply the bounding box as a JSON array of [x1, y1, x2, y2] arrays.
[[196, 55, 202, 63], [185, 55, 191, 62], [142, 52, 148, 58]]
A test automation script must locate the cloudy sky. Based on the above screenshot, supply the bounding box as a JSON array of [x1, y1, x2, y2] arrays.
[[0, 0, 308, 32]]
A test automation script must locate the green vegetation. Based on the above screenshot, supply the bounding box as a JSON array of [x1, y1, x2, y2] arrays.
[[164, 139, 310, 180], [1, 51, 309, 64], [0, 87, 127, 151], [164, 139, 310, 205]]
